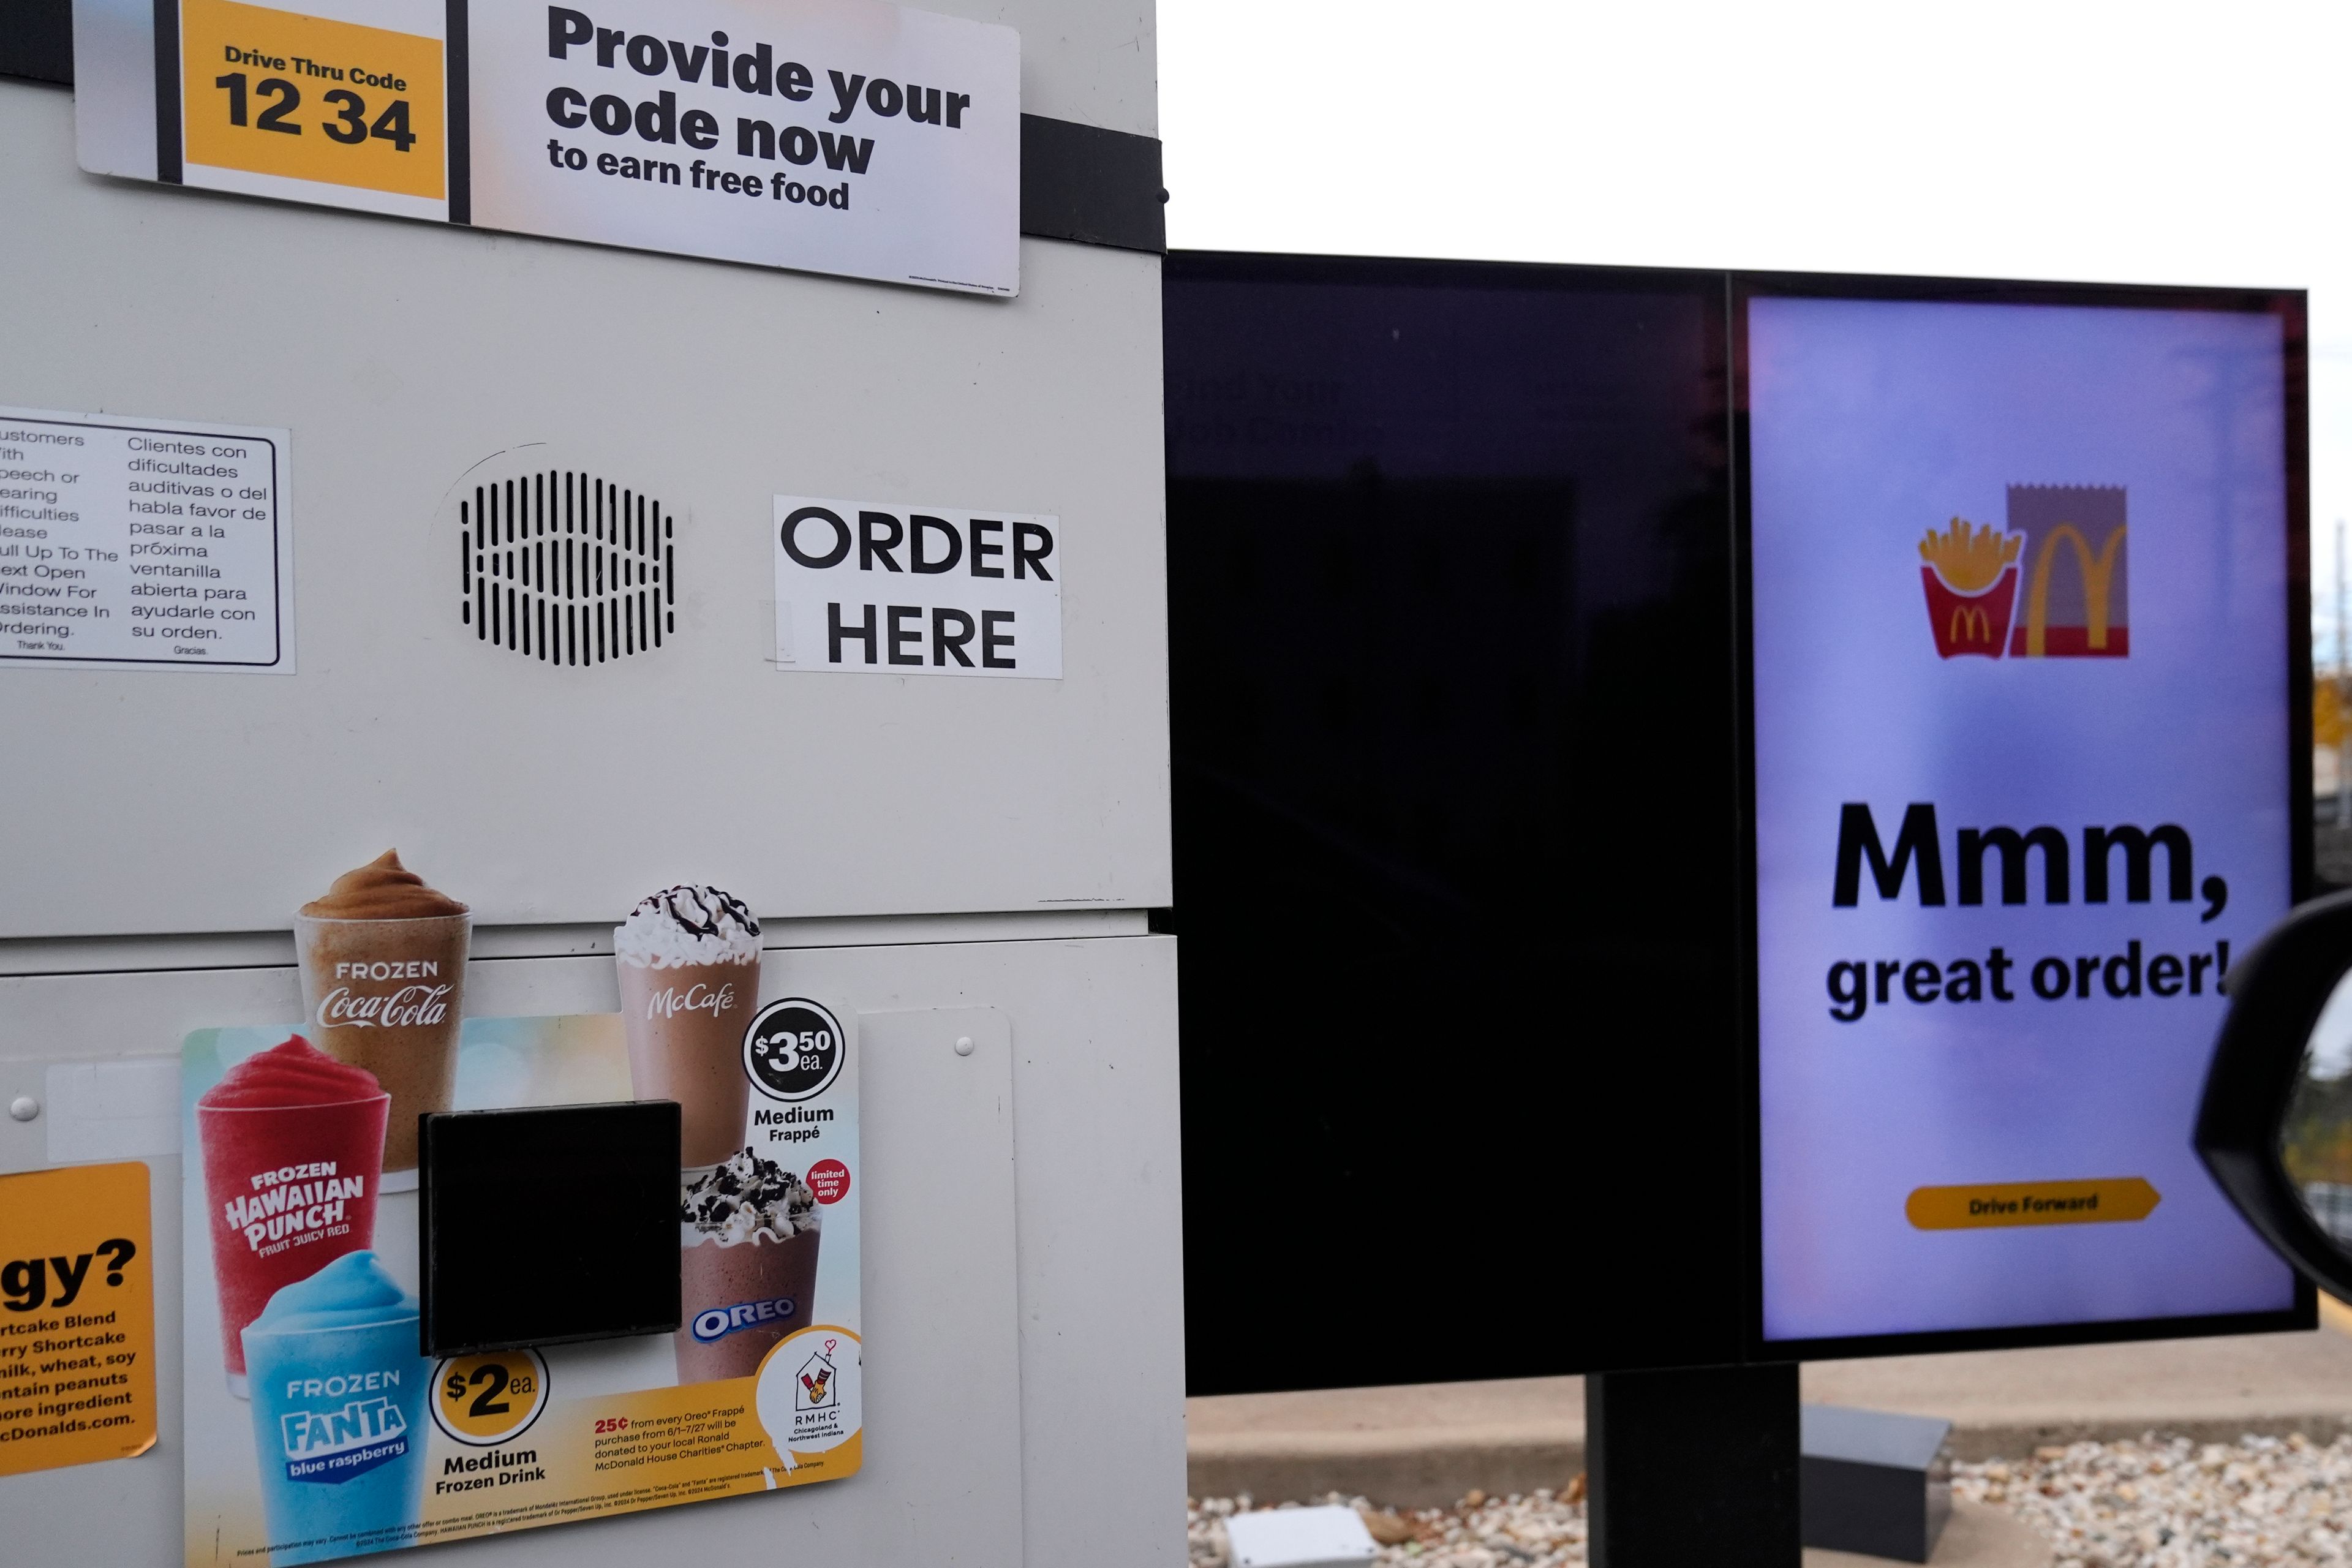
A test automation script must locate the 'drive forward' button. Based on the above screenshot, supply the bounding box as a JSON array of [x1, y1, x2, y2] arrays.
[[1905, 1178, 2162, 1231]]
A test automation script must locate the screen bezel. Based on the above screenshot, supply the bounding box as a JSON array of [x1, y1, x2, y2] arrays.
[[1729, 270, 2318, 1362]]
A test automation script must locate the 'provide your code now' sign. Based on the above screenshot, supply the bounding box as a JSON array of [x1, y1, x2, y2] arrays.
[[772, 496, 1060, 679]]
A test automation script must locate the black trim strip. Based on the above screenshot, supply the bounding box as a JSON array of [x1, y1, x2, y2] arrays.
[[0, 0, 70, 84], [442, 0, 468, 222], [443, 0, 469, 224], [153, 0, 179, 183], [1020, 113, 1164, 254]]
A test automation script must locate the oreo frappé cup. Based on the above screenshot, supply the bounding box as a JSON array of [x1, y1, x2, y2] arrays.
[[295, 852, 470, 1189], [677, 1150, 821, 1382], [195, 1036, 389, 1395], [617, 886, 763, 1167]]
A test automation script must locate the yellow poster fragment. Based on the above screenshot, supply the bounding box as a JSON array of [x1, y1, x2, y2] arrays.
[[0, 1161, 158, 1476]]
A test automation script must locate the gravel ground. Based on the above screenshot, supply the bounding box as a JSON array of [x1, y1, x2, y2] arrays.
[[1954, 1434, 2352, 1566], [1189, 1488, 1586, 1568], [1188, 1433, 2352, 1567]]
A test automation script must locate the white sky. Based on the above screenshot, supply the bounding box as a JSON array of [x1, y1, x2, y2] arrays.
[[1159, 0, 2352, 660]]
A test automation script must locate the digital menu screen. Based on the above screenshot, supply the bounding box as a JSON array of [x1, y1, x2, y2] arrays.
[[1746, 285, 2309, 1348]]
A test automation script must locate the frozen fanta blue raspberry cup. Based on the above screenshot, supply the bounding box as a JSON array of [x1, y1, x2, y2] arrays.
[[241, 1251, 429, 1565]]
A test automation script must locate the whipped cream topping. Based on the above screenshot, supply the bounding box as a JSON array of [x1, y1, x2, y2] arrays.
[[681, 1148, 817, 1246], [615, 885, 761, 969]]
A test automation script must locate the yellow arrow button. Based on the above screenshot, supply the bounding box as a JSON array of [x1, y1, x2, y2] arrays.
[[1905, 1177, 2161, 1231]]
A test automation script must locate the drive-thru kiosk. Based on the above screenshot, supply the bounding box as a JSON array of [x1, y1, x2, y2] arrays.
[[0, 1, 1177, 1564], [3, 2, 2324, 1563]]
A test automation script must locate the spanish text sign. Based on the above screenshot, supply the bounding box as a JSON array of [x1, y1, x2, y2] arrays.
[[75, 0, 1019, 295], [0, 404, 290, 672], [0, 1161, 159, 1476], [1747, 293, 2299, 1343]]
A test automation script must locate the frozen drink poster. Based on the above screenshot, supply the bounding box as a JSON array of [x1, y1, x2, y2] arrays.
[[181, 1005, 862, 1566]]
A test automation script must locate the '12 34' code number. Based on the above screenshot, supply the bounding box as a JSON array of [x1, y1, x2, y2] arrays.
[[212, 74, 415, 151]]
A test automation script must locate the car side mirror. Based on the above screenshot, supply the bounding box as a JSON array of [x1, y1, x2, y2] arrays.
[[2198, 889, 2352, 1302]]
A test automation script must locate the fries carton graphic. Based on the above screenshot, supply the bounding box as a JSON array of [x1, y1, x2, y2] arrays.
[[1917, 486, 2128, 660], [1918, 518, 2021, 658]]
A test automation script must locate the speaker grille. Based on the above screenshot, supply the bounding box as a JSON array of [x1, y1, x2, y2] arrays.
[[461, 472, 674, 663]]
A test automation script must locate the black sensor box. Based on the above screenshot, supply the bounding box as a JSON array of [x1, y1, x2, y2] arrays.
[[420, 1101, 681, 1357]]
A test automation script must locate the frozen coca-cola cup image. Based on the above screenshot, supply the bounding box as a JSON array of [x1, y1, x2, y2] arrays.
[[295, 851, 470, 1189], [677, 1149, 821, 1383], [194, 1035, 389, 1396], [617, 886, 763, 1167]]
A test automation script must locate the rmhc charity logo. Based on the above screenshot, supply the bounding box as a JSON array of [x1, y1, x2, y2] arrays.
[[1917, 486, 2128, 660]]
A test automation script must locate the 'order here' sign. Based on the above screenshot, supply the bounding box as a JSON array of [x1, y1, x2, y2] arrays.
[[772, 496, 1061, 679]]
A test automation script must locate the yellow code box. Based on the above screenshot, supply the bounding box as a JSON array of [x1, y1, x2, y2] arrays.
[[181, 0, 445, 201]]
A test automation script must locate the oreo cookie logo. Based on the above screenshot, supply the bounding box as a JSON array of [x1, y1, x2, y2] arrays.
[[692, 1296, 799, 1342], [744, 998, 845, 1102]]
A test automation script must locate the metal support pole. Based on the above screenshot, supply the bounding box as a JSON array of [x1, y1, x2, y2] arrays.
[[1586, 1363, 1800, 1567]]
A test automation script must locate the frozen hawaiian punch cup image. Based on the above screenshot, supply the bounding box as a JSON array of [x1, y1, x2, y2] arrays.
[[295, 851, 470, 1189], [616, 885, 763, 1167], [241, 1250, 430, 1566], [195, 1036, 389, 1396], [677, 1148, 820, 1383]]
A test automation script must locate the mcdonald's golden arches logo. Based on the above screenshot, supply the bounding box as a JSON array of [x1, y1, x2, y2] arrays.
[[1917, 486, 2127, 660]]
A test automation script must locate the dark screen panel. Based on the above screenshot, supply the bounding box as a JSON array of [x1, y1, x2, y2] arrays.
[[1164, 254, 1743, 1394]]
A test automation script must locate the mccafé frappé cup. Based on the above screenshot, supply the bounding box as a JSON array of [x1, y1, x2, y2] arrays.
[[617, 886, 763, 1167], [295, 851, 470, 1188], [195, 1036, 389, 1395]]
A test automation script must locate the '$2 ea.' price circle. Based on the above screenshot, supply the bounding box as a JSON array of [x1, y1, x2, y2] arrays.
[[431, 1349, 548, 1446]]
